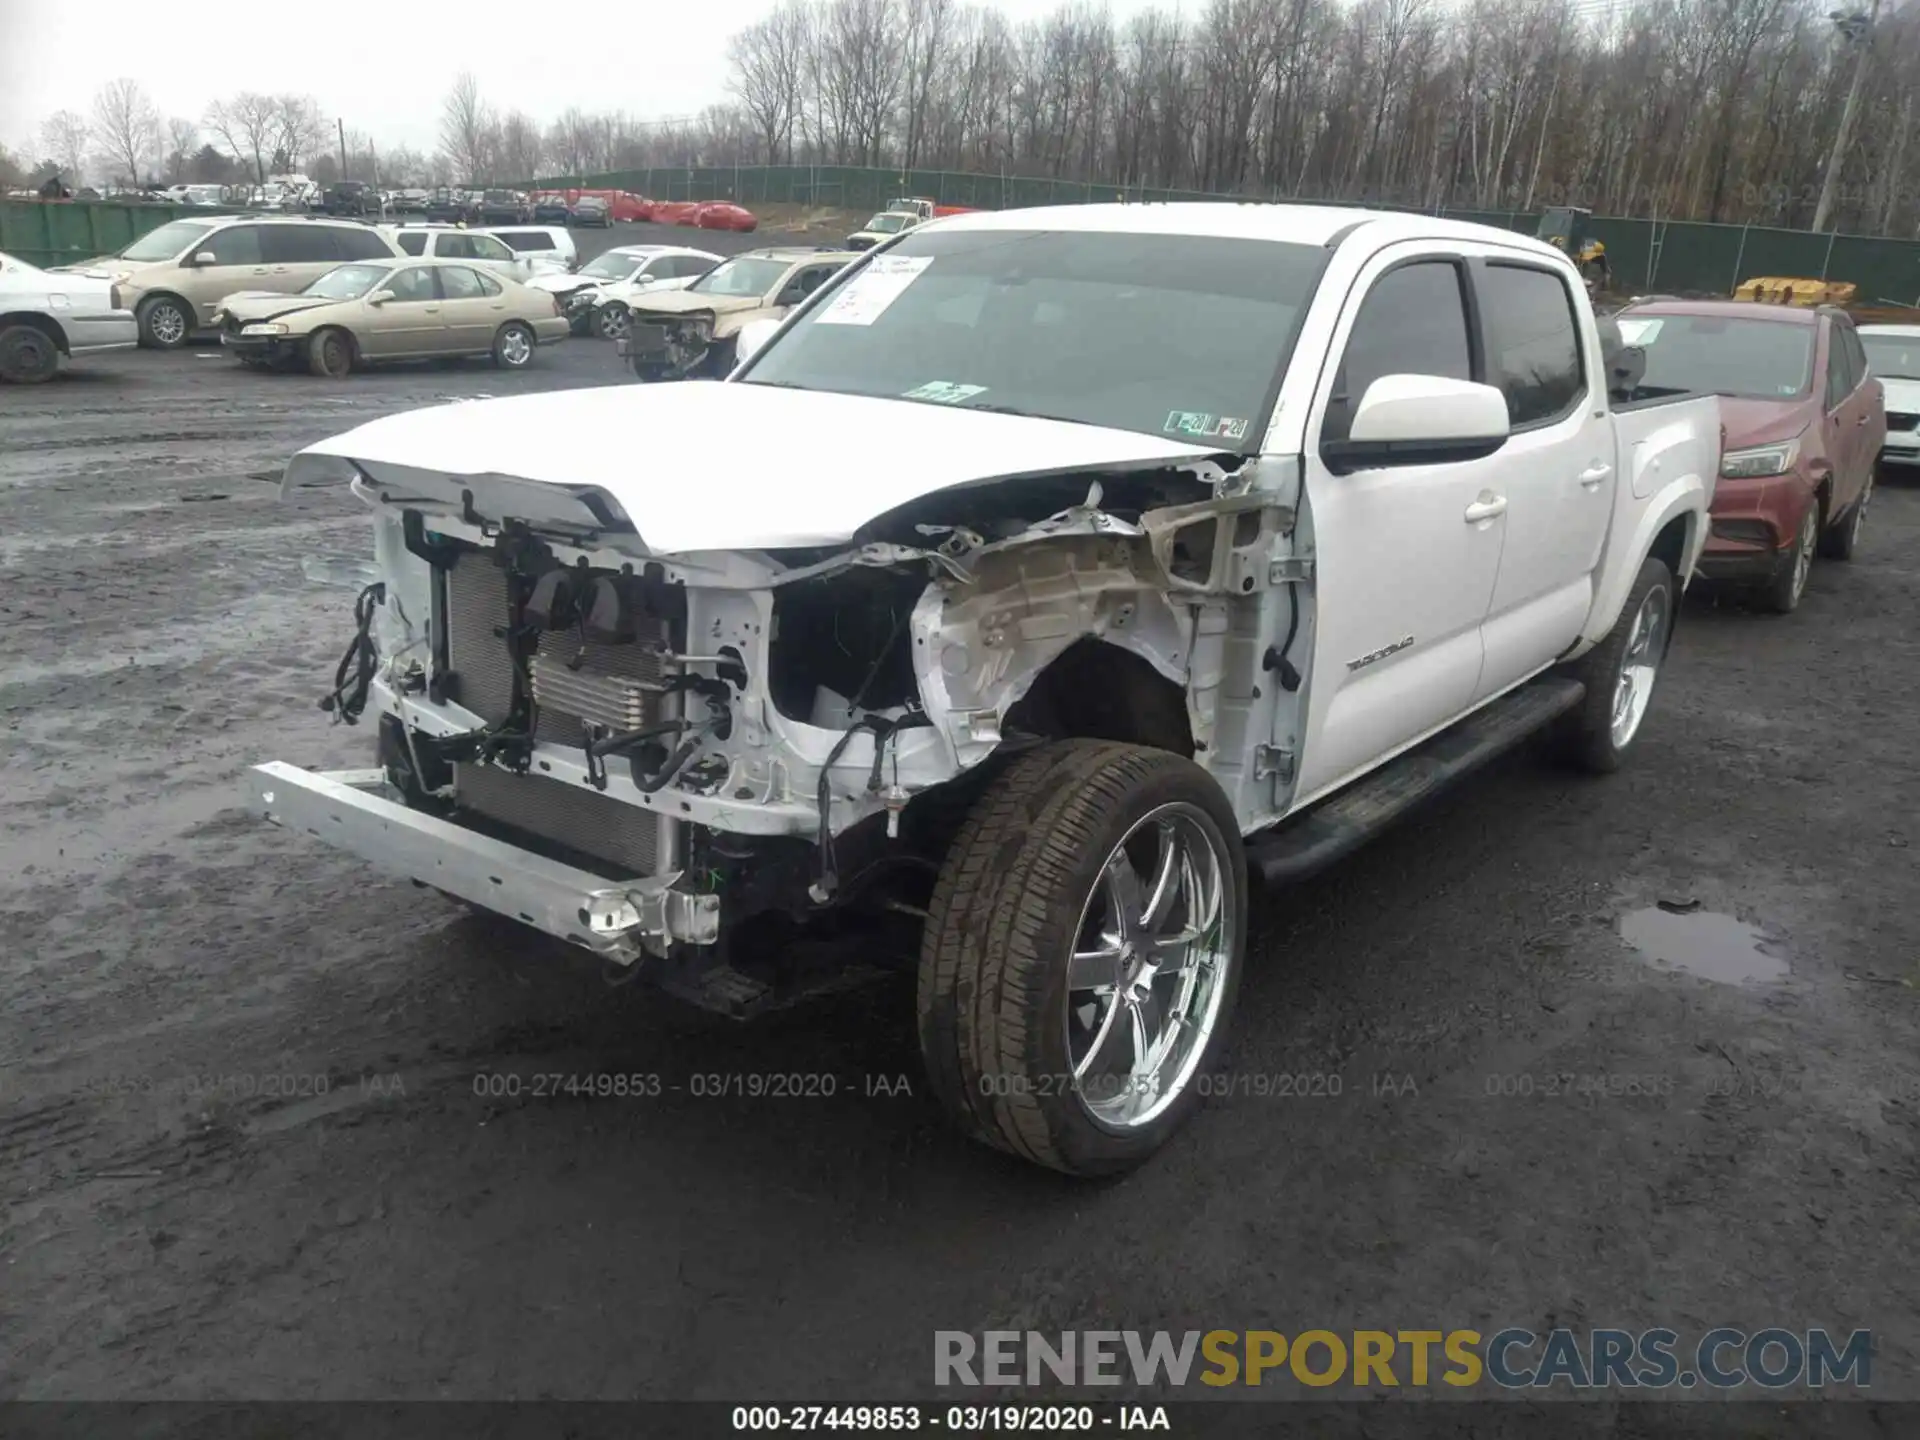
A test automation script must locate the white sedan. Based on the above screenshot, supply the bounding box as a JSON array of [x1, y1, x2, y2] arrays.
[[526, 244, 723, 337], [0, 249, 137, 383]]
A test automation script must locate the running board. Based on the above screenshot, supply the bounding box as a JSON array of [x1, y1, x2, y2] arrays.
[[1247, 676, 1587, 886]]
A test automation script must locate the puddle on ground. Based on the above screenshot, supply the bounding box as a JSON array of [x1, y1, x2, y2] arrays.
[[1619, 907, 1790, 985]]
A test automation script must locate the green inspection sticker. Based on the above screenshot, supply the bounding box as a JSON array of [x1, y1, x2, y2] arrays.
[[1165, 411, 1249, 441], [902, 381, 988, 404]]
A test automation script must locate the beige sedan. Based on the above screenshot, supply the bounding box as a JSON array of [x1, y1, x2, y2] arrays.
[[213, 258, 570, 376]]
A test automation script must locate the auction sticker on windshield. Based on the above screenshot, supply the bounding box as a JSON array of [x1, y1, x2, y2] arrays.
[[815, 255, 932, 326], [902, 381, 987, 404], [1166, 411, 1249, 441]]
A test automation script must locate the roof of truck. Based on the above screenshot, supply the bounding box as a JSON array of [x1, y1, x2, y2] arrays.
[[926, 202, 1569, 259]]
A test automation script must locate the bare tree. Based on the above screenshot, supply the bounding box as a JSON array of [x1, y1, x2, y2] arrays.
[[204, 94, 280, 183], [163, 117, 199, 183], [92, 79, 159, 186], [272, 96, 327, 172], [498, 111, 545, 181], [731, 3, 813, 163], [40, 110, 91, 185], [440, 72, 496, 182]]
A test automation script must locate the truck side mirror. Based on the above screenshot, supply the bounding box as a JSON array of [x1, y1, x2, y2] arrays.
[[1323, 374, 1511, 474]]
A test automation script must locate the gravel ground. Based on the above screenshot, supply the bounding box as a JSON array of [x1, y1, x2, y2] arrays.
[[3, 236, 1919, 1406]]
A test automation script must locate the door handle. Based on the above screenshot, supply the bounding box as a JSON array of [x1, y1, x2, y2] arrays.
[[424, 305, 440, 313], [1464, 493, 1508, 524], [250, 267, 269, 274], [1857, 415, 1870, 425], [271, 266, 289, 274], [1578, 463, 1612, 488]]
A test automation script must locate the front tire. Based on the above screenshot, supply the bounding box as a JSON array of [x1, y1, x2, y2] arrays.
[[492, 322, 535, 369], [1764, 504, 1819, 613], [0, 322, 60, 383], [1556, 555, 1673, 774], [306, 327, 354, 378], [137, 295, 193, 350], [918, 741, 1246, 1177], [1817, 472, 1870, 561], [593, 302, 629, 341]]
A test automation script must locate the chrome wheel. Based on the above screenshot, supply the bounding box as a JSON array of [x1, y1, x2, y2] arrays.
[[498, 326, 533, 366], [1066, 802, 1233, 1131], [1790, 507, 1817, 602], [595, 304, 629, 340], [1609, 582, 1669, 749], [147, 301, 187, 346]]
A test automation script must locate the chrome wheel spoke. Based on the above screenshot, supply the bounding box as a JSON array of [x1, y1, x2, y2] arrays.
[[1064, 803, 1236, 1132]]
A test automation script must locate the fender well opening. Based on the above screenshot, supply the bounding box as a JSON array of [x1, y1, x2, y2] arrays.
[[1004, 637, 1193, 757]]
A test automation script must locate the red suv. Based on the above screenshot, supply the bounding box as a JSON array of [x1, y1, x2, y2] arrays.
[[1616, 299, 1884, 612]]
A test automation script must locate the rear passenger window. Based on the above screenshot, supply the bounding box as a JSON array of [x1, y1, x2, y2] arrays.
[[1324, 261, 1473, 444], [439, 266, 486, 299], [396, 232, 427, 256], [1478, 263, 1585, 426], [497, 232, 549, 253]]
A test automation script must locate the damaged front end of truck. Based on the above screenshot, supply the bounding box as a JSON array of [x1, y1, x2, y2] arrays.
[[248, 392, 1294, 1015]]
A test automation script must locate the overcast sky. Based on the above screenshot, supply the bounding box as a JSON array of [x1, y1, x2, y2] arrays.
[[0, 0, 1173, 161]]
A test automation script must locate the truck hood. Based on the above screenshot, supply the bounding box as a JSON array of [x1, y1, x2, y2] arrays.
[[283, 382, 1227, 555], [1718, 396, 1814, 450]]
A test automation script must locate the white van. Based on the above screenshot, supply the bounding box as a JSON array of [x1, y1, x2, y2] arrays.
[[381, 224, 532, 283]]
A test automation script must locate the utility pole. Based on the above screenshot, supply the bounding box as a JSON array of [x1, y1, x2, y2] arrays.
[[338, 117, 349, 181], [1811, 0, 1879, 234]]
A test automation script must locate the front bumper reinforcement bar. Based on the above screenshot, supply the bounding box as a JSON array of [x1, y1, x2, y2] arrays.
[[246, 762, 720, 963]]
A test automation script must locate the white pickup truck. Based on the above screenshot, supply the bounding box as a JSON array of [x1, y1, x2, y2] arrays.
[[249, 205, 1719, 1176]]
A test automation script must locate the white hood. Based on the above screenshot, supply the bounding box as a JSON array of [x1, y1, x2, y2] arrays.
[[284, 382, 1226, 555], [526, 272, 598, 294]]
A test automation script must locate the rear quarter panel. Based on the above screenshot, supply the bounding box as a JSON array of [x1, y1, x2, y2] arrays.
[[1574, 394, 1721, 653]]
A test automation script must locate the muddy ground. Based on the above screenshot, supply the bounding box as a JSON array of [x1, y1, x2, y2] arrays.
[[3, 229, 1919, 1408]]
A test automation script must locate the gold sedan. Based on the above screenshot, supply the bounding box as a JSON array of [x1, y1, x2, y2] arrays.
[[213, 258, 571, 376]]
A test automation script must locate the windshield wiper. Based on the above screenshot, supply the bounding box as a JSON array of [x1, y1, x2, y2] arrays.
[[955, 400, 1100, 428]]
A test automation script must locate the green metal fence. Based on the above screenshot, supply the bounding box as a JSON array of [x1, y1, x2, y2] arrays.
[[13, 170, 1920, 304], [1, 200, 199, 268]]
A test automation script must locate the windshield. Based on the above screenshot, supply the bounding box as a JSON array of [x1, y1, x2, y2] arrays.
[[740, 229, 1329, 446], [119, 220, 217, 261], [690, 256, 788, 297], [1862, 333, 1920, 381], [1615, 313, 1814, 399], [581, 250, 645, 280], [866, 214, 907, 233], [303, 263, 390, 300]]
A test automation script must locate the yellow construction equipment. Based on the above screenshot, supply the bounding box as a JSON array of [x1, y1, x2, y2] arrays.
[[1733, 277, 1858, 306], [1536, 207, 1610, 287]]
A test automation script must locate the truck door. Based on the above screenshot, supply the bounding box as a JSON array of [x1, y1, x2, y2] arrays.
[[1291, 251, 1506, 804], [1469, 254, 1616, 700]]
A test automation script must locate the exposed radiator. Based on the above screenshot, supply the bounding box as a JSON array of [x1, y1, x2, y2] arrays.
[[440, 551, 673, 877], [452, 761, 664, 877]]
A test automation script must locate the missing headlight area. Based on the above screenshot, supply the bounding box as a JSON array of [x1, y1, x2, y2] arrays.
[[769, 566, 927, 724]]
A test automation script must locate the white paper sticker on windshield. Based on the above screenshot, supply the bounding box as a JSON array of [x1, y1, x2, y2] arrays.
[[1615, 317, 1663, 345], [902, 381, 987, 405], [815, 255, 932, 326]]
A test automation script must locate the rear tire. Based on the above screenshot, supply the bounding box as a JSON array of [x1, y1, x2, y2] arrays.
[[0, 322, 60, 383], [306, 328, 354, 378], [1817, 473, 1870, 561], [137, 295, 193, 350], [918, 741, 1246, 1177], [492, 322, 536, 369], [1555, 555, 1673, 774]]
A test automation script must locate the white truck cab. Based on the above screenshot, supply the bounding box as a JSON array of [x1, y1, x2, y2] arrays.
[[249, 204, 1718, 1177]]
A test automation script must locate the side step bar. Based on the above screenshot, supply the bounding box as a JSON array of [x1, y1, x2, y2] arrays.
[[1247, 676, 1586, 886]]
